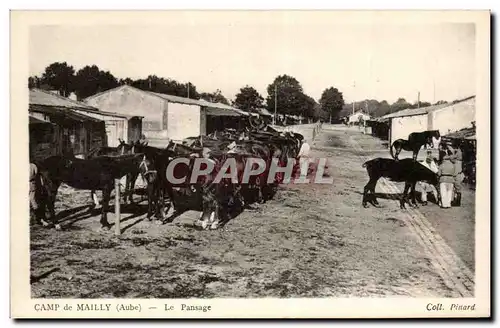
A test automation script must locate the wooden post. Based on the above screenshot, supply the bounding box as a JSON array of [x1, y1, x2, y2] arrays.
[[114, 178, 121, 235]]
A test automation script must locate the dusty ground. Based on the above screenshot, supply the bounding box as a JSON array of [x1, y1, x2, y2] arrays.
[[30, 125, 474, 298]]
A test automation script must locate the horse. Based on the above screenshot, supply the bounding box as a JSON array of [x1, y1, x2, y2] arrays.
[[390, 130, 440, 161], [35, 153, 145, 230], [129, 142, 174, 223], [361, 157, 439, 209], [86, 139, 137, 205]]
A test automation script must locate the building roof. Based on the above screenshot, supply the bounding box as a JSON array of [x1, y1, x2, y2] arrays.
[[72, 107, 144, 120], [443, 126, 476, 140], [380, 103, 449, 120], [197, 99, 245, 116], [380, 96, 476, 120], [255, 107, 273, 117], [30, 88, 96, 110], [29, 115, 52, 124], [148, 91, 203, 106], [85, 84, 243, 116], [204, 107, 241, 117], [29, 104, 104, 123]]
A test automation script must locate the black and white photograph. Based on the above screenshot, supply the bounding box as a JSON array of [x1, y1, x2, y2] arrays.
[[11, 9, 490, 318]]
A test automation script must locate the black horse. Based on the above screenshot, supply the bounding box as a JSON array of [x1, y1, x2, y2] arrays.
[[86, 140, 138, 204], [36, 153, 145, 230], [362, 157, 439, 209], [390, 130, 440, 161]]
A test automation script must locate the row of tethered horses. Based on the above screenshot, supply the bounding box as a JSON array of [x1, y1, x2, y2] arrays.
[[33, 126, 306, 231]]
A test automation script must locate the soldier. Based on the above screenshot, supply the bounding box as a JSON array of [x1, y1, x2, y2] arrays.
[[138, 134, 149, 146], [437, 146, 456, 209], [29, 162, 47, 226], [450, 140, 464, 206]]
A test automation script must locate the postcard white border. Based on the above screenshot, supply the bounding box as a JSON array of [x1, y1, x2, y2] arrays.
[[10, 10, 491, 319]]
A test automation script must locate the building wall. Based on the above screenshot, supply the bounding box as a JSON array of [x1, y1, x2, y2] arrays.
[[128, 117, 143, 143], [103, 120, 126, 147], [390, 114, 427, 145], [85, 86, 165, 134], [199, 109, 207, 136], [73, 109, 129, 147], [29, 123, 58, 161], [430, 97, 475, 136], [167, 102, 201, 141]]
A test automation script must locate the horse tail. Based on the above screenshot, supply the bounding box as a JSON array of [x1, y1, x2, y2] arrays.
[[390, 142, 396, 159]]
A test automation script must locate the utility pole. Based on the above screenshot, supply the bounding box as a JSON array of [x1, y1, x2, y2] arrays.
[[352, 81, 356, 115], [417, 91, 420, 108], [273, 83, 277, 125], [433, 80, 436, 104], [187, 83, 190, 99]]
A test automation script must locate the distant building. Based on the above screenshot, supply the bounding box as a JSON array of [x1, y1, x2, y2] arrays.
[[84, 85, 243, 146], [29, 88, 106, 160], [347, 110, 371, 124], [29, 89, 143, 160], [379, 96, 476, 146]]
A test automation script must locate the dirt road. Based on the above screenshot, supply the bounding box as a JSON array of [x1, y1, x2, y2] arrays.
[[30, 125, 474, 298]]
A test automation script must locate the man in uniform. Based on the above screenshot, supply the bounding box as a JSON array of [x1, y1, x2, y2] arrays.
[[138, 134, 149, 146], [450, 140, 464, 206], [29, 162, 47, 226]]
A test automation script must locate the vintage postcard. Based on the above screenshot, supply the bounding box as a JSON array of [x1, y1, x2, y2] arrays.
[[11, 10, 490, 319]]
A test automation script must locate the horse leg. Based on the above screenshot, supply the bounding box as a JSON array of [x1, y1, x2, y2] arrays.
[[100, 185, 112, 230], [363, 178, 378, 207], [209, 201, 221, 230], [128, 172, 139, 204], [46, 183, 61, 230], [362, 180, 373, 207], [156, 182, 166, 224], [400, 182, 411, 209], [122, 174, 129, 204], [146, 183, 153, 221], [410, 182, 418, 207], [89, 190, 98, 211], [395, 147, 402, 161], [164, 185, 176, 218]]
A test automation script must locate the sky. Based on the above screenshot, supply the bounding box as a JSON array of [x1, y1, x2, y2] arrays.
[[29, 16, 476, 105]]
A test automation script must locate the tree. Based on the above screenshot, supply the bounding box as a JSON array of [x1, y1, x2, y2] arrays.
[[418, 101, 432, 108], [434, 100, 448, 105], [232, 85, 264, 111], [319, 87, 345, 120], [119, 78, 134, 85], [266, 75, 304, 116], [377, 100, 391, 116], [301, 94, 318, 119], [40, 62, 76, 97], [391, 98, 411, 112], [313, 102, 328, 121], [74, 65, 119, 100], [28, 76, 41, 89], [130, 76, 200, 99], [200, 89, 230, 105]]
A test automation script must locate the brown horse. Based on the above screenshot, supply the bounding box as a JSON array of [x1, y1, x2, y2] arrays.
[[36, 153, 145, 230], [390, 130, 440, 161], [86, 139, 137, 205]]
